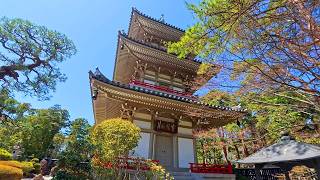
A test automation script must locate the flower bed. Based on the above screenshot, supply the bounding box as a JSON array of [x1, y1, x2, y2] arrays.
[[189, 163, 233, 174]]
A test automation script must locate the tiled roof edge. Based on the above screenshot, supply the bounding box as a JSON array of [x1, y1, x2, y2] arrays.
[[90, 69, 247, 113], [132, 7, 185, 33], [119, 32, 202, 64]]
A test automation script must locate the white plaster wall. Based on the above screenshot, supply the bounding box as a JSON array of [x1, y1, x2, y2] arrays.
[[132, 132, 150, 158], [179, 121, 192, 127], [133, 120, 151, 129], [134, 112, 152, 120], [178, 127, 193, 135], [178, 138, 194, 168]]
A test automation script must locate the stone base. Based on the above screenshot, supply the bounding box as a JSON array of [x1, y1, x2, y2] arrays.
[[172, 172, 236, 180], [192, 173, 235, 180]]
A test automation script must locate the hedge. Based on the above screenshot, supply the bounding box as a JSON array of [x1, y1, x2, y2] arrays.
[[0, 164, 23, 180], [0, 161, 23, 169], [0, 148, 12, 160]]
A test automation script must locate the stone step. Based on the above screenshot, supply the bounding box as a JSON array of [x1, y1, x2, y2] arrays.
[[172, 172, 195, 180], [171, 172, 192, 176], [174, 177, 194, 180]]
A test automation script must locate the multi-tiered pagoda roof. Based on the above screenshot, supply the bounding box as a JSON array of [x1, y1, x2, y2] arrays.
[[89, 8, 246, 128]]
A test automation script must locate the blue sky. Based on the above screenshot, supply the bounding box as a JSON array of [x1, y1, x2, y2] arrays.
[[1, 0, 200, 124]]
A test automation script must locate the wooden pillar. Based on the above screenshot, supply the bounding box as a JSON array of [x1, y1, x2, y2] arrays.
[[148, 132, 154, 159], [151, 111, 156, 160], [152, 134, 156, 159], [173, 135, 178, 168], [193, 138, 197, 164]]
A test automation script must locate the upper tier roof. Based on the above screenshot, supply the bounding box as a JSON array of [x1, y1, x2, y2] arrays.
[[112, 32, 203, 85], [128, 8, 185, 42]]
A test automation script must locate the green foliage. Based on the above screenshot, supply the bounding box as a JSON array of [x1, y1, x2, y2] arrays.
[[55, 118, 92, 179], [51, 133, 66, 158], [148, 161, 174, 180], [168, 0, 320, 117], [20, 161, 34, 174], [20, 105, 69, 158], [0, 17, 77, 100], [240, 92, 306, 141], [0, 148, 12, 160], [91, 118, 141, 162], [0, 89, 30, 120], [196, 89, 313, 163], [0, 89, 30, 151], [53, 169, 87, 180], [197, 63, 213, 75], [33, 163, 40, 174]]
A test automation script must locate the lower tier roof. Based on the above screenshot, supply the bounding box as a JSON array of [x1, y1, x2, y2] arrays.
[[89, 68, 246, 128]]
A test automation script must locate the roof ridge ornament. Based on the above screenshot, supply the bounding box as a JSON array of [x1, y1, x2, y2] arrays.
[[159, 14, 165, 23]]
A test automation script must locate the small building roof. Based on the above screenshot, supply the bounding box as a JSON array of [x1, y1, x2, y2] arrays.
[[237, 136, 320, 164]]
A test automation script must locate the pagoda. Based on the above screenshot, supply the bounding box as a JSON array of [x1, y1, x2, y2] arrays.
[[89, 8, 246, 171]]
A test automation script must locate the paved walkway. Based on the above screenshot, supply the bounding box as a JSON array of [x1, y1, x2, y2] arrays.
[[22, 175, 53, 180]]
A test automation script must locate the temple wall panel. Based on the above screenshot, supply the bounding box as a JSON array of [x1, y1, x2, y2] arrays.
[[134, 112, 152, 120], [132, 132, 150, 158], [179, 120, 193, 127], [157, 116, 174, 123], [133, 120, 152, 129], [178, 127, 193, 135], [178, 137, 194, 168]]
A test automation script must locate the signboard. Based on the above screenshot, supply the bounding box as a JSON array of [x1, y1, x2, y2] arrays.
[[154, 120, 178, 133]]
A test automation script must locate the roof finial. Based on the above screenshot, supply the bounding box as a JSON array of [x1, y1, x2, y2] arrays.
[[159, 14, 165, 23]]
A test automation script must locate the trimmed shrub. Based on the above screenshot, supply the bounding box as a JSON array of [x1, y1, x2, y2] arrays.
[[33, 163, 41, 174], [21, 161, 35, 173], [0, 164, 23, 180], [0, 161, 23, 169], [0, 148, 12, 160], [31, 158, 39, 163], [91, 118, 141, 162]]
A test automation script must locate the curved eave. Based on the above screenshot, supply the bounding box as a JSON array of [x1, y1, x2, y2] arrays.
[[89, 76, 97, 124], [90, 76, 247, 127], [121, 33, 200, 68], [113, 33, 223, 91], [113, 33, 202, 83]]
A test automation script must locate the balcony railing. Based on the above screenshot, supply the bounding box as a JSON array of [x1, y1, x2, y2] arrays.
[[130, 80, 197, 100], [189, 163, 233, 174]]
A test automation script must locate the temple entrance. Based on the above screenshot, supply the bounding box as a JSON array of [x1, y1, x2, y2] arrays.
[[155, 135, 173, 169]]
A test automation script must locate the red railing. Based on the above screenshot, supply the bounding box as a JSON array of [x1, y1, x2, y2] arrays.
[[130, 80, 196, 99], [103, 157, 159, 171], [189, 163, 233, 174]]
